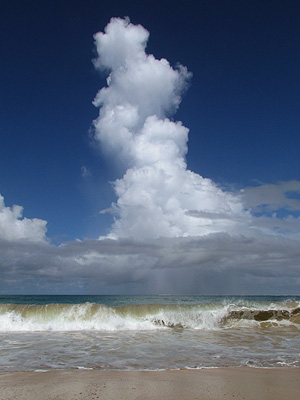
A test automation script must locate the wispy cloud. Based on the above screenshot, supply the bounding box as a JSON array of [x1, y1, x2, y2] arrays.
[[81, 165, 92, 178], [241, 180, 300, 213]]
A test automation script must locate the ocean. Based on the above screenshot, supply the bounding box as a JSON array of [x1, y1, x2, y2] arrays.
[[0, 295, 299, 372]]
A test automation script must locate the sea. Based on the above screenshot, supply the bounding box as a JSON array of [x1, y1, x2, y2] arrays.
[[0, 295, 299, 372]]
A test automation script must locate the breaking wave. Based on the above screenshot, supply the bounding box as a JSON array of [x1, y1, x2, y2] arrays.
[[0, 301, 299, 332]]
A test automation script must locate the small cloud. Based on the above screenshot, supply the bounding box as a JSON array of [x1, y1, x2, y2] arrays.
[[99, 207, 118, 215], [241, 180, 300, 214], [81, 165, 92, 178], [0, 194, 47, 242]]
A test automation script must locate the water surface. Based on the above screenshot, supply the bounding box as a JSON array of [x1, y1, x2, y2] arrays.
[[0, 295, 299, 371]]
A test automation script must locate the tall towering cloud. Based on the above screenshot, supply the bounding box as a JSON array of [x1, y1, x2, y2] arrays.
[[92, 18, 250, 240]]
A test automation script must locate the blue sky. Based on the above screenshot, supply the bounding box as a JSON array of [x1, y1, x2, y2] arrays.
[[1, 1, 300, 294]]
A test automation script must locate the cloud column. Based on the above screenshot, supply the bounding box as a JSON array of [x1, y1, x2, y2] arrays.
[[93, 18, 248, 240]]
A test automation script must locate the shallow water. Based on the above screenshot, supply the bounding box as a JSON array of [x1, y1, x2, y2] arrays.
[[0, 295, 299, 371]]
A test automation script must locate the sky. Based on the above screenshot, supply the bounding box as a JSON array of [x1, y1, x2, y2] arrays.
[[1, 0, 300, 295]]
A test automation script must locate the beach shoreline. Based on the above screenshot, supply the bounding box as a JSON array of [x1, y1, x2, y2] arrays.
[[0, 367, 299, 400]]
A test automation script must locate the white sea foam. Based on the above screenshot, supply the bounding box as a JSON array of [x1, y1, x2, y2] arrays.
[[0, 296, 299, 372], [0, 301, 298, 332], [0, 303, 223, 332]]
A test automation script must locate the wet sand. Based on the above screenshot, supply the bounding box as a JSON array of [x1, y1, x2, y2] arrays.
[[0, 367, 299, 400]]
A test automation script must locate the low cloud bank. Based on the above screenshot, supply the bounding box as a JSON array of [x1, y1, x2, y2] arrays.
[[0, 231, 299, 294]]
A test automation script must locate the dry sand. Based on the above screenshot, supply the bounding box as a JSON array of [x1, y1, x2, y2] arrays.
[[0, 367, 299, 400]]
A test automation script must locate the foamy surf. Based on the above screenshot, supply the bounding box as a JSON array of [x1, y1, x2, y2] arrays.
[[0, 300, 299, 332], [0, 295, 300, 371]]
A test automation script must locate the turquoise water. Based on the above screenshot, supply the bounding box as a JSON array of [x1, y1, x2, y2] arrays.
[[0, 295, 299, 371]]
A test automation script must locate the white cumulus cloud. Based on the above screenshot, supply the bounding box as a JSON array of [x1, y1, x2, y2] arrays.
[[92, 17, 251, 240], [0, 195, 47, 242]]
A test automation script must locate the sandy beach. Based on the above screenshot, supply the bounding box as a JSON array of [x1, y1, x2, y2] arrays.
[[0, 367, 299, 400]]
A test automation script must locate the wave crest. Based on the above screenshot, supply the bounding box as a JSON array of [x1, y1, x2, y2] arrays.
[[0, 302, 299, 332]]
